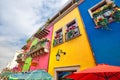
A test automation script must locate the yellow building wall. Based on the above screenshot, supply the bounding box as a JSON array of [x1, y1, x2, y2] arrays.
[[48, 7, 96, 76]]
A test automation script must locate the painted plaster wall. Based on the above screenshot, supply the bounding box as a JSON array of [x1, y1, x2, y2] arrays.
[[30, 25, 53, 71], [78, 0, 120, 66], [21, 38, 38, 72], [22, 57, 32, 72], [30, 38, 38, 48], [48, 7, 96, 76], [17, 60, 24, 72], [17, 42, 32, 71]]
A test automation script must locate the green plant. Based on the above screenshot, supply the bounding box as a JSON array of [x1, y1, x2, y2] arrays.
[[68, 30, 73, 39], [30, 45, 37, 51], [107, 3, 113, 9], [113, 10, 120, 22], [103, 4, 113, 12], [75, 0, 79, 2], [97, 18, 108, 27], [93, 11, 102, 19], [26, 38, 30, 43]]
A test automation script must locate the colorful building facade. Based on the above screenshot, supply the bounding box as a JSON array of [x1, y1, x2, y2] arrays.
[[21, 37, 38, 72], [48, 1, 96, 79], [78, 0, 120, 66], [17, 39, 32, 72], [15, 0, 120, 80], [29, 24, 53, 71]]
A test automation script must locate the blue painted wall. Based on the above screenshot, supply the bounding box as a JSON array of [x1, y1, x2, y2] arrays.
[[78, 0, 120, 66]]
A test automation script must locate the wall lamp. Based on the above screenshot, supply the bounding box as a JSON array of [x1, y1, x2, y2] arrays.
[[56, 49, 66, 61]]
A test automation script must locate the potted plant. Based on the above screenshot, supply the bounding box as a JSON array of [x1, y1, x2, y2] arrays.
[[68, 30, 73, 39], [113, 8, 120, 22], [97, 18, 109, 29], [93, 11, 102, 19]]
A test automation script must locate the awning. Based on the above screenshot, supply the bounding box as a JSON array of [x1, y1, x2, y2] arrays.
[[9, 70, 52, 80], [0, 71, 13, 78]]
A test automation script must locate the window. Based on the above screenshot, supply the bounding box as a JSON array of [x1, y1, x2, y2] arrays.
[[65, 19, 80, 41], [54, 65, 80, 80], [88, 0, 107, 18], [88, 0, 120, 29], [53, 28, 63, 46]]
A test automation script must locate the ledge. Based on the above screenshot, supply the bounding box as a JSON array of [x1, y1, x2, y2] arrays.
[[29, 47, 49, 58], [65, 33, 81, 42]]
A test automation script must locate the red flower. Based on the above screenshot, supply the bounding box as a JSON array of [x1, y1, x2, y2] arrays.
[[55, 33, 60, 39], [66, 28, 70, 32], [55, 36, 58, 39], [57, 33, 60, 37], [70, 27, 72, 30], [72, 26, 75, 29], [98, 18, 103, 21]]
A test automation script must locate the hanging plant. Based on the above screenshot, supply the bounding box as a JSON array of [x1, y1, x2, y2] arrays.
[[97, 18, 108, 28], [26, 38, 31, 43], [113, 9, 120, 22], [30, 45, 37, 52], [41, 38, 45, 43], [40, 38, 49, 46], [45, 38, 50, 42], [103, 4, 113, 13], [93, 11, 101, 19]]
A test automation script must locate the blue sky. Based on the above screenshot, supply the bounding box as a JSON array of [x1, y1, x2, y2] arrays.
[[0, 0, 69, 71]]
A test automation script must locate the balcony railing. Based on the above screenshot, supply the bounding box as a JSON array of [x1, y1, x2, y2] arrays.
[[16, 58, 25, 63], [65, 26, 80, 41], [29, 38, 50, 58]]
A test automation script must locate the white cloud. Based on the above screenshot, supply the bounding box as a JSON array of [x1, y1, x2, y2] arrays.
[[0, 0, 69, 72]]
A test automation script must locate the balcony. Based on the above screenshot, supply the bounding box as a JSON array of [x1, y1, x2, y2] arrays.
[[89, 1, 120, 29], [65, 26, 80, 41], [29, 38, 49, 58], [16, 54, 25, 63], [53, 35, 63, 46], [34, 28, 50, 39], [22, 45, 28, 50]]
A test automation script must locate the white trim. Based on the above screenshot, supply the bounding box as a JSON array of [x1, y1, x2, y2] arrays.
[[88, 0, 106, 18], [54, 65, 80, 80]]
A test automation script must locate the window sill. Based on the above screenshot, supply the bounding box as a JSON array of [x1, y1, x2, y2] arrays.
[[53, 41, 64, 47], [65, 33, 81, 42]]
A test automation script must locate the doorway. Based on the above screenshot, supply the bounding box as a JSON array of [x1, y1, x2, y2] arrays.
[[54, 65, 80, 80]]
